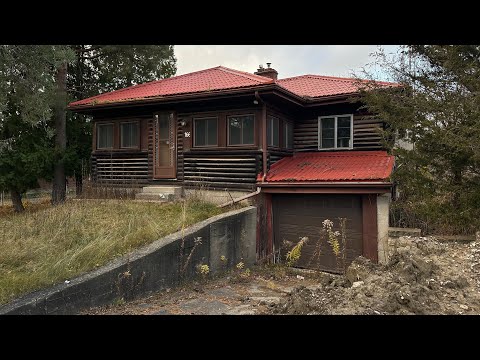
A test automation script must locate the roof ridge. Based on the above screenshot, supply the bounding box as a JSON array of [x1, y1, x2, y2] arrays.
[[217, 66, 274, 83], [70, 66, 274, 106], [279, 74, 397, 85]]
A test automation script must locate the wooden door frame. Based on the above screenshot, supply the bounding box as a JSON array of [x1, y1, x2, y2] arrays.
[[153, 111, 177, 179]]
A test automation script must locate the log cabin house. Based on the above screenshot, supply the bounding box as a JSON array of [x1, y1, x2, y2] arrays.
[[68, 64, 397, 272]]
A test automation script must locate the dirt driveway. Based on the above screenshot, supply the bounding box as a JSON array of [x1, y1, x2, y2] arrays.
[[83, 236, 480, 315]]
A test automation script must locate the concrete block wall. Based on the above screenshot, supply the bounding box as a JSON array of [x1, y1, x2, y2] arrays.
[[0, 206, 257, 315]]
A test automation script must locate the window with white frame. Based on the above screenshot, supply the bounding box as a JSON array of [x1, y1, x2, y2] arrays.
[[318, 114, 353, 149]]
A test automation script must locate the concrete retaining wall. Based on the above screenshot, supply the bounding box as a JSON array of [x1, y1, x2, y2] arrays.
[[377, 194, 390, 264], [0, 206, 257, 315]]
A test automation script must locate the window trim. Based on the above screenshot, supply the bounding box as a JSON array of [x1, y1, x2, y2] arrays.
[[318, 114, 353, 150], [267, 115, 280, 148], [227, 114, 255, 147], [119, 120, 140, 149], [96, 122, 115, 150], [193, 116, 219, 148], [283, 120, 294, 150]]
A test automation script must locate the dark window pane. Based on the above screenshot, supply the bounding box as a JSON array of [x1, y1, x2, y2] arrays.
[[242, 116, 254, 144], [97, 124, 113, 149], [229, 115, 254, 145], [337, 127, 350, 138], [268, 116, 279, 147], [322, 128, 335, 139], [207, 118, 217, 146], [194, 117, 217, 147], [337, 138, 350, 148], [194, 119, 206, 146], [337, 116, 351, 128], [320, 117, 335, 149], [229, 117, 242, 145], [321, 138, 334, 148], [321, 118, 335, 129], [121, 122, 138, 148]]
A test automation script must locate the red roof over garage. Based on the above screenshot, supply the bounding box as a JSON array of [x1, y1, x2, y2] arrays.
[[260, 151, 394, 182]]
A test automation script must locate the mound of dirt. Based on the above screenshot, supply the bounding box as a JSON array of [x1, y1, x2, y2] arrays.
[[271, 237, 480, 315]]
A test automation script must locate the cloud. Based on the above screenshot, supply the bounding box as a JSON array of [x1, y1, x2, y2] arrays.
[[174, 45, 400, 81]]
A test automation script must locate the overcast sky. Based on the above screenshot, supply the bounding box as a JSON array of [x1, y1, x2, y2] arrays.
[[175, 45, 400, 81]]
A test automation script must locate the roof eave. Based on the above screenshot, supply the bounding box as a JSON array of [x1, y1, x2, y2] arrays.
[[68, 84, 279, 112], [258, 181, 392, 187]]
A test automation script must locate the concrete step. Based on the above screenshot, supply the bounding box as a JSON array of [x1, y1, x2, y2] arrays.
[[141, 186, 182, 196], [388, 227, 422, 237], [135, 193, 175, 201]]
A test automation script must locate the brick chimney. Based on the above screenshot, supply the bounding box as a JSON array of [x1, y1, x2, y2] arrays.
[[254, 63, 278, 81]]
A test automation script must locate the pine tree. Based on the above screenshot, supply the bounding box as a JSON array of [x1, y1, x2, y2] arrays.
[[360, 45, 480, 234], [0, 45, 177, 210], [0, 45, 72, 211]]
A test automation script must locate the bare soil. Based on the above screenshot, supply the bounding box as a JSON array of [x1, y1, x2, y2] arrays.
[[271, 237, 480, 315], [83, 237, 480, 315]]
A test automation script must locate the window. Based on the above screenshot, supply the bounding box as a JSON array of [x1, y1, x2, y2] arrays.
[[319, 114, 353, 149], [194, 117, 218, 147], [228, 115, 254, 146], [267, 116, 280, 147], [284, 121, 293, 149], [120, 122, 139, 148], [97, 123, 114, 149]]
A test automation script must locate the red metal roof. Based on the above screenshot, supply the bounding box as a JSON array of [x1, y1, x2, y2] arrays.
[[276, 75, 396, 98], [68, 66, 399, 108], [260, 151, 394, 182], [68, 66, 274, 108]]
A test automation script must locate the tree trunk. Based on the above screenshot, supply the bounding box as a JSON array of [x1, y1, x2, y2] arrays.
[[52, 62, 67, 205], [75, 171, 83, 196], [452, 167, 463, 208], [10, 189, 24, 213]]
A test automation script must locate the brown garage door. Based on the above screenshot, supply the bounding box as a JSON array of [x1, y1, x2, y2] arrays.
[[273, 194, 363, 273]]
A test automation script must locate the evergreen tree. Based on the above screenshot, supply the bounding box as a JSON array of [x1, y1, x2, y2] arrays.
[[360, 45, 480, 234], [64, 45, 176, 196], [0, 45, 177, 210], [0, 45, 72, 211]]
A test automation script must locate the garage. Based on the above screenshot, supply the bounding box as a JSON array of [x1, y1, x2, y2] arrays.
[[258, 151, 395, 270], [273, 194, 363, 273]]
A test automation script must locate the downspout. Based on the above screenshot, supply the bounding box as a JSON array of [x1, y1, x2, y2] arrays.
[[218, 187, 261, 208], [255, 91, 267, 182]]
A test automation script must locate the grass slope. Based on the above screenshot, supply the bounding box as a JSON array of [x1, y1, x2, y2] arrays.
[[0, 199, 223, 305]]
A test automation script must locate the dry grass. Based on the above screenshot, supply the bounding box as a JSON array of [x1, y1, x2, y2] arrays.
[[0, 199, 223, 305]]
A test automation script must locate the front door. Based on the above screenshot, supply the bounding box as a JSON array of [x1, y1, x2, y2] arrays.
[[154, 112, 176, 179]]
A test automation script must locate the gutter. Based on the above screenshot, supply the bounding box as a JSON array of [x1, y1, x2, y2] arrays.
[[258, 181, 393, 188], [68, 84, 280, 112]]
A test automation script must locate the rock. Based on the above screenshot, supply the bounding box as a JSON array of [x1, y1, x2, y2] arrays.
[[352, 281, 364, 288], [459, 304, 469, 310]]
